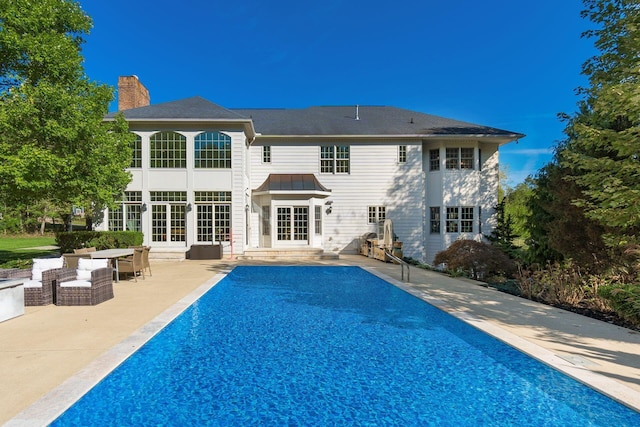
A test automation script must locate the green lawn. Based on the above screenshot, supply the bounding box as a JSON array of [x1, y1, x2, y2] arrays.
[[0, 235, 59, 268]]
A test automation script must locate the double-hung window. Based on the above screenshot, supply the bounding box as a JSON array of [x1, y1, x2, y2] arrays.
[[429, 149, 440, 171], [446, 148, 474, 170], [430, 207, 441, 233], [368, 206, 386, 224], [320, 145, 350, 173], [263, 146, 271, 163], [398, 145, 407, 164], [446, 206, 474, 233]]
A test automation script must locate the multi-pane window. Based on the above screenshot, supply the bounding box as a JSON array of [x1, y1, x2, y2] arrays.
[[149, 191, 187, 242], [108, 191, 142, 231], [446, 148, 459, 169], [150, 191, 187, 202], [194, 191, 232, 242], [446, 148, 474, 170], [430, 207, 441, 234], [398, 145, 407, 163], [263, 146, 271, 163], [461, 207, 474, 232], [150, 131, 186, 168], [429, 149, 440, 171], [130, 134, 142, 168], [368, 206, 386, 224], [320, 145, 350, 173], [194, 132, 231, 168], [314, 205, 322, 234], [446, 206, 474, 233], [446, 207, 459, 233], [262, 206, 270, 236], [460, 148, 474, 169]]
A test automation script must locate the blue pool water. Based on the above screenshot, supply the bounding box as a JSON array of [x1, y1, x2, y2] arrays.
[[53, 266, 640, 426]]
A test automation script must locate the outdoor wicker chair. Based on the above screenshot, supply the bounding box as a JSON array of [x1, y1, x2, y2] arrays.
[[73, 247, 96, 254], [16, 257, 66, 306], [55, 263, 114, 306], [0, 268, 21, 278], [130, 246, 152, 277], [119, 247, 145, 282]]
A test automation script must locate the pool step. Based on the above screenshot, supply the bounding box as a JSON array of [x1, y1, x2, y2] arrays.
[[237, 248, 339, 261]]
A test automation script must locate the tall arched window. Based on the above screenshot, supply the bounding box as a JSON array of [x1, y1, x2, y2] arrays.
[[150, 131, 186, 168], [194, 131, 231, 169], [130, 134, 142, 168]]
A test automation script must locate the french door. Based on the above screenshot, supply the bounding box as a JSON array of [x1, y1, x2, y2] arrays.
[[276, 206, 308, 244], [151, 204, 186, 243]]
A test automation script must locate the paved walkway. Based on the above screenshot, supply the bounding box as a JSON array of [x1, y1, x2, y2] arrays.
[[1, 255, 639, 425]]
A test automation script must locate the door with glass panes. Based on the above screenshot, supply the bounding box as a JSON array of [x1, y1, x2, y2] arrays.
[[276, 206, 308, 245], [151, 204, 186, 244]]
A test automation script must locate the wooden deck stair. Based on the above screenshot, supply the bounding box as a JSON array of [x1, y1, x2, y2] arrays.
[[237, 248, 339, 261]]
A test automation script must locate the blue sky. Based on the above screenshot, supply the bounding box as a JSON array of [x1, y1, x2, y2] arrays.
[[80, 0, 595, 186]]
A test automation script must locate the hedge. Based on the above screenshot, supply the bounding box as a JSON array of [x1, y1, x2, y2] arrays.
[[55, 231, 143, 254]]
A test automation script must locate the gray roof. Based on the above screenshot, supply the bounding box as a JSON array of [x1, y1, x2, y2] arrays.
[[106, 96, 247, 120], [107, 97, 524, 139], [234, 105, 521, 137]]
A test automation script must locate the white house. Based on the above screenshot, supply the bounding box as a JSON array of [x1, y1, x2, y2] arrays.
[[100, 76, 523, 263]]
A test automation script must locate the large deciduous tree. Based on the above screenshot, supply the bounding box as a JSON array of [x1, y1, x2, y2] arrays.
[[0, 0, 133, 230]]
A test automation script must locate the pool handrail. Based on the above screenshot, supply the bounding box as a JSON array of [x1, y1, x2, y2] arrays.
[[384, 250, 410, 282]]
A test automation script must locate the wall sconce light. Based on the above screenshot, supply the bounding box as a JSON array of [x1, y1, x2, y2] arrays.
[[186, 203, 192, 212], [326, 207, 332, 214], [142, 203, 147, 212]]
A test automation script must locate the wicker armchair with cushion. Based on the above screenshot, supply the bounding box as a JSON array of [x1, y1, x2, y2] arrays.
[[15, 257, 65, 306], [55, 258, 114, 306]]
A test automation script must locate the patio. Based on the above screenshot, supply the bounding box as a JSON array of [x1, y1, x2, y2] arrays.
[[1, 255, 640, 424]]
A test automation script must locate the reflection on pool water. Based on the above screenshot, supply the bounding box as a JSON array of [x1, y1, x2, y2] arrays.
[[53, 266, 640, 426]]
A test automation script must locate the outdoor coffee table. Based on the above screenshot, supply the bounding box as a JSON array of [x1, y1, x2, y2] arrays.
[[89, 248, 135, 283]]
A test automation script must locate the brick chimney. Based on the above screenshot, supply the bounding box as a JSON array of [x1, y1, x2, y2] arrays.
[[118, 75, 150, 111]]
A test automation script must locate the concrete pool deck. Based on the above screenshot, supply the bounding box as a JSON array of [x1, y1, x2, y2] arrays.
[[1, 255, 639, 425]]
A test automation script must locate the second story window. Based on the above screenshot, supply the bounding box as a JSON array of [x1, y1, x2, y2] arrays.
[[446, 148, 474, 170], [429, 149, 440, 171], [150, 131, 186, 168], [263, 146, 271, 163], [398, 145, 407, 164], [321, 145, 350, 174], [130, 134, 142, 168], [194, 132, 231, 169]]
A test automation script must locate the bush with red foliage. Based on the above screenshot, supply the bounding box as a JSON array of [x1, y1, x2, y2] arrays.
[[433, 239, 516, 280]]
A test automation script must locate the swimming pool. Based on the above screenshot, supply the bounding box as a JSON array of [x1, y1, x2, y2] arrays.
[[51, 266, 640, 426]]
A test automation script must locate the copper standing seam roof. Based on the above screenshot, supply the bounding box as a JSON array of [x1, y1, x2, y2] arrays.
[[254, 174, 331, 193]]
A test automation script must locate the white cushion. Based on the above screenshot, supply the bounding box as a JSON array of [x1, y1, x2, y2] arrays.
[[60, 279, 92, 288], [31, 257, 64, 280], [23, 280, 43, 288], [78, 258, 108, 272], [76, 269, 92, 280]]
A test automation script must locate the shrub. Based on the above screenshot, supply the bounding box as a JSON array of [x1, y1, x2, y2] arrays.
[[598, 284, 640, 327], [55, 231, 143, 253], [433, 239, 516, 280], [517, 261, 611, 311]]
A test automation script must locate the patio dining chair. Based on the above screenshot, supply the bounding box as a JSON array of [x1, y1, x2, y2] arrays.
[[129, 246, 152, 277], [119, 247, 145, 282]]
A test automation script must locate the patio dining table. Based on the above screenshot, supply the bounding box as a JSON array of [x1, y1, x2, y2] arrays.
[[89, 249, 134, 283]]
